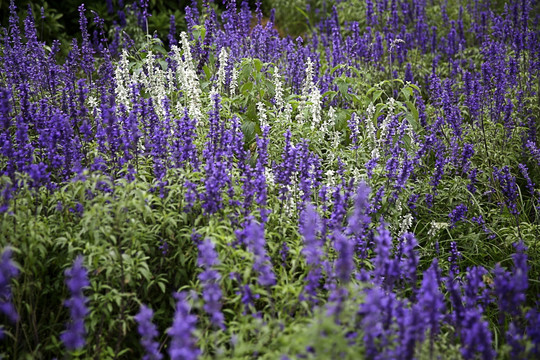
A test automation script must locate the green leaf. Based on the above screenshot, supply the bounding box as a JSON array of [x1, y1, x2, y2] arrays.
[[241, 82, 253, 95], [254, 58, 263, 73], [203, 65, 211, 80]]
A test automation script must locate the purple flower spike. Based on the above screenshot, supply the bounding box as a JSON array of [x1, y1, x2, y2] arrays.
[[416, 259, 445, 338], [333, 231, 354, 283], [197, 239, 225, 329], [168, 292, 200, 360], [0, 248, 19, 339], [135, 305, 163, 360], [61, 256, 90, 351], [449, 204, 468, 227], [300, 204, 324, 302], [244, 220, 276, 288]]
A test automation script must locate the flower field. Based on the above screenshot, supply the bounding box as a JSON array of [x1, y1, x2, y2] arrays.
[[1, 0, 540, 358]]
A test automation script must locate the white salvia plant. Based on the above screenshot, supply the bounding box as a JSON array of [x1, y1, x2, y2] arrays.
[[327, 106, 336, 128], [308, 85, 322, 130], [265, 168, 275, 188], [284, 172, 300, 218], [427, 221, 449, 237], [302, 58, 314, 98], [351, 167, 364, 184], [114, 49, 134, 113], [216, 47, 229, 93], [172, 32, 203, 123], [273, 66, 284, 111], [366, 102, 378, 145], [140, 50, 168, 118], [326, 131, 342, 165], [257, 102, 269, 129], [300, 58, 322, 130], [319, 106, 337, 142], [398, 213, 413, 236], [325, 169, 336, 189], [230, 65, 238, 96], [87, 95, 101, 118], [283, 103, 293, 125]]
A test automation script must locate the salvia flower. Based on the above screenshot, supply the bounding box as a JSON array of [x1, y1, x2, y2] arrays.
[[494, 241, 529, 319], [373, 221, 399, 289], [415, 259, 445, 339], [460, 307, 495, 360], [134, 305, 162, 360], [493, 166, 519, 216], [168, 292, 200, 360], [197, 239, 225, 329], [347, 181, 371, 237], [526, 308, 540, 356], [61, 256, 90, 351], [243, 220, 276, 287], [449, 204, 468, 227], [0, 248, 19, 339], [399, 233, 419, 290], [333, 231, 354, 283], [300, 204, 324, 302]]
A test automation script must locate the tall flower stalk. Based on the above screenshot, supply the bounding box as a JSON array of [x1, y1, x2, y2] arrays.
[[61, 256, 89, 351]]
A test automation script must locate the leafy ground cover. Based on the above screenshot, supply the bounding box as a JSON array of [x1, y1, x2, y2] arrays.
[[1, 0, 540, 358]]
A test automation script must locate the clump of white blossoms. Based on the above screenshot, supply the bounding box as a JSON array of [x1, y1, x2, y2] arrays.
[[280, 103, 293, 126], [114, 49, 135, 113], [141, 50, 168, 118], [284, 172, 300, 218], [230, 65, 239, 96], [265, 168, 275, 188], [257, 102, 269, 129], [272, 66, 284, 111], [398, 213, 414, 236], [427, 221, 449, 237], [299, 58, 322, 130], [216, 47, 228, 93], [325, 169, 336, 189], [172, 32, 203, 123], [365, 102, 380, 159]]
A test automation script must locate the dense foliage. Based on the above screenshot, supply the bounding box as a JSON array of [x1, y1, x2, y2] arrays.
[[1, 0, 539, 358]]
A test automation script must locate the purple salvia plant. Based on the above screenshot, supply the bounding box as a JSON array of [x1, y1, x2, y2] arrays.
[[347, 182, 371, 253], [172, 107, 198, 171], [243, 219, 276, 287], [169, 15, 177, 46], [415, 259, 445, 345], [359, 287, 397, 359], [449, 203, 468, 227], [0, 248, 19, 340], [134, 305, 163, 360], [373, 221, 399, 290], [78, 5, 95, 76], [460, 307, 496, 360], [526, 308, 540, 356], [197, 238, 225, 329], [399, 233, 419, 291], [493, 166, 520, 216], [333, 231, 354, 284], [300, 204, 324, 303], [493, 241, 528, 320], [446, 269, 465, 331], [448, 241, 462, 275], [518, 163, 538, 199], [395, 299, 424, 360], [61, 256, 90, 351], [168, 291, 200, 360], [464, 266, 489, 309], [506, 322, 525, 359]]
